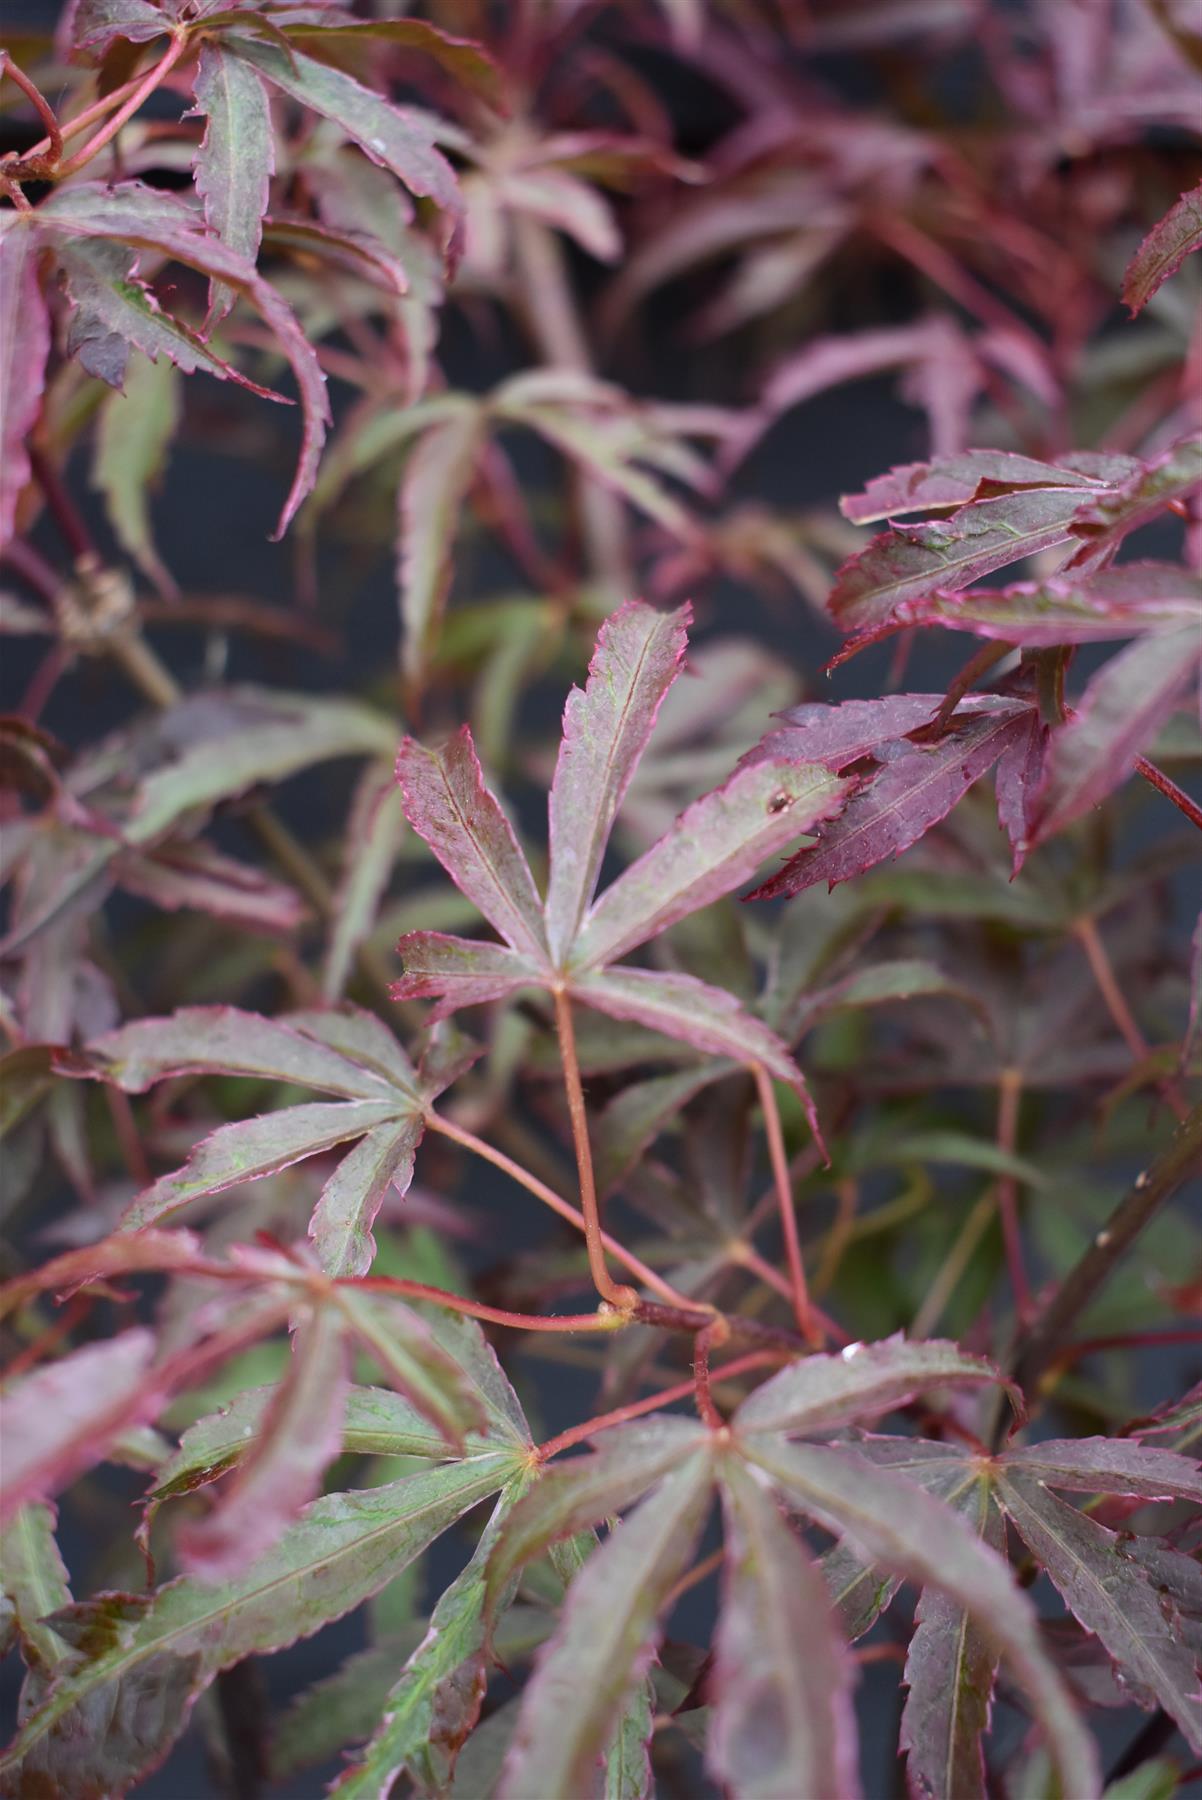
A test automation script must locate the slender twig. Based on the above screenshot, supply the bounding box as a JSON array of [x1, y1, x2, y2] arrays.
[[663, 1548, 726, 1610], [752, 1062, 818, 1344], [1011, 1101, 1202, 1393], [0, 53, 63, 164], [995, 1067, 1032, 1321], [692, 1319, 729, 1428], [427, 1109, 700, 1310], [1042, 1325, 1202, 1377], [728, 1240, 850, 1345], [1074, 914, 1188, 1122], [348, 1274, 627, 1335], [536, 1350, 780, 1461], [1135, 754, 1202, 832], [552, 988, 637, 1309], [54, 33, 189, 179]]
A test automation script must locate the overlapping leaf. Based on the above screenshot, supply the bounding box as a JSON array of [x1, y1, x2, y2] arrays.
[[1122, 181, 1202, 314]]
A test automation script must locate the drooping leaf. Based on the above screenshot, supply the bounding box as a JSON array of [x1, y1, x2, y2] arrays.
[[1122, 182, 1202, 315], [733, 1338, 1010, 1437], [117, 837, 307, 934], [192, 41, 275, 324], [900, 1476, 1004, 1800], [332, 1476, 531, 1797], [390, 933, 540, 1017], [994, 709, 1046, 875], [497, 1453, 714, 1800], [1003, 1438, 1202, 1503], [545, 599, 691, 965], [748, 706, 1031, 901], [901, 564, 1202, 646], [58, 0, 167, 62], [1032, 629, 1202, 843], [278, 16, 507, 112], [997, 1474, 1202, 1751], [710, 1456, 861, 1800], [742, 1437, 1099, 1798], [0, 1331, 160, 1521], [38, 183, 332, 536], [0, 223, 51, 549], [225, 36, 463, 264], [396, 727, 550, 962], [0, 1503, 73, 1672], [333, 1290, 488, 1451], [90, 351, 180, 595], [174, 1304, 349, 1581], [0, 1453, 518, 1798], [397, 403, 484, 692], [571, 757, 849, 971]]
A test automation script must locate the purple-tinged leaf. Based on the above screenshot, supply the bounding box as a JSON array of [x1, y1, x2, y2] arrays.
[[0, 1503, 73, 1673], [748, 695, 945, 772], [79, 1006, 390, 1098], [829, 490, 1095, 631], [571, 966, 821, 1133], [748, 707, 1031, 901], [91, 353, 181, 596], [820, 1539, 902, 1643], [1125, 1381, 1202, 1457], [734, 1338, 1011, 1437], [391, 932, 540, 1017], [1067, 434, 1202, 561], [497, 1454, 714, 1800], [278, 15, 508, 113], [396, 728, 549, 963], [1032, 628, 1202, 843], [330, 1479, 529, 1798], [1002, 1438, 1202, 1505], [0, 225, 50, 549], [119, 1100, 403, 1231], [900, 564, 1202, 646], [573, 758, 849, 970], [900, 1480, 1004, 1800], [176, 1305, 349, 1582], [841, 450, 1118, 525], [994, 709, 1046, 875], [309, 1114, 427, 1278], [397, 405, 484, 692], [743, 1439, 1100, 1798], [0, 1230, 206, 1315], [225, 36, 464, 266], [192, 42, 275, 325], [0, 1331, 160, 1522], [1122, 182, 1202, 315], [117, 838, 307, 934], [710, 1457, 861, 1800], [997, 1475, 1202, 1752], [0, 1453, 518, 1798], [545, 599, 691, 965], [485, 1417, 708, 1614], [57, 0, 166, 62]]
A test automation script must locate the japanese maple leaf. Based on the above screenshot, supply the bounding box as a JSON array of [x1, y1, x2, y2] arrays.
[[393, 600, 849, 1144]]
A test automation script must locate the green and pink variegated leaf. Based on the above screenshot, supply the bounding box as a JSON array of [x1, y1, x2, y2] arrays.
[[277, 15, 508, 113], [1122, 181, 1202, 315], [496, 1454, 714, 1800], [57, 0, 167, 62], [898, 564, 1202, 646], [900, 1477, 1003, 1800], [571, 966, 822, 1141], [571, 757, 848, 971], [1032, 629, 1201, 844], [0, 1453, 518, 1799], [390, 932, 540, 1016], [748, 707, 1031, 901], [710, 1457, 861, 1800], [397, 728, 549, 962], [0, 224, 51, 549], [749, 695, 946, 771], [92, 351, 182, 596], [192, 41, 275, 324], [840, 450, 1124, 525], [0, 1331, 161, 1522], [545, 600, 691, 964], [76, 1005, 389, 1097], [1066, 434, 1202, 564], [743, 1438, 1100, 1799], [37, 183, 331, 537], [996, 1475, 1202, 1752], [994, 710, 1046, 875], [117, 837, 307, 934], [225, 36, 464, 266], [175, 1304, 349, 1582], [0, 1502, 73, 1673], [484, 1417, 708, 1614], [733, 1337, 1012, 1438]]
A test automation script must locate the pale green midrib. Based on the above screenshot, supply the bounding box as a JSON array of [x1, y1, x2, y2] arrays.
[[852, 500, 1080, 609], [1, 1452, 516, 1766]]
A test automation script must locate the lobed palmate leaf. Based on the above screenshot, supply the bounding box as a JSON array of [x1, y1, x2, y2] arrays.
[[732, 1337, 1016, 1438], [191, 40, 275, 325]]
